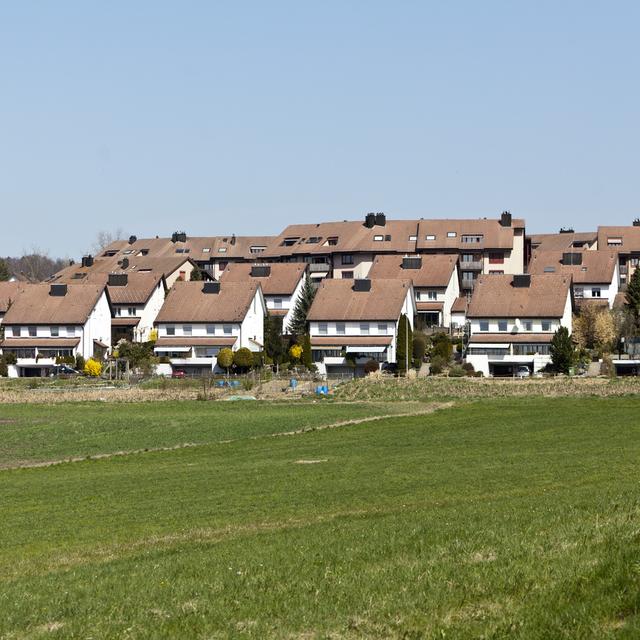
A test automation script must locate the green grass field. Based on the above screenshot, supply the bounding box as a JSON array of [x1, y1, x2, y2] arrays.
[[1, 397, 639, 638]]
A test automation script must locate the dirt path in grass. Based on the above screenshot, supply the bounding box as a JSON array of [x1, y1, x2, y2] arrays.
[[0, 402, 454, 471]]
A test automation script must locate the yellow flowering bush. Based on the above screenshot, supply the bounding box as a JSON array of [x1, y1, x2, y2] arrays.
[[84, 358, 103, 377]]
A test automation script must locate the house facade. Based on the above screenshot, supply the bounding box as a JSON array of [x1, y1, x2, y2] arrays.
[[307, 278, 415, 377], [0, 283, 111, 377], [465, 274, 573, 377], [153, 281, 266, 375]]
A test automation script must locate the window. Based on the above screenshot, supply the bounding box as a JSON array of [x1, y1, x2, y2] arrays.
[[461, 254, 477, 263], [409, 235, 417, 241], [28, 326, 36, 337], [306, 236, 321, 244], [591, 287, 601, 298], [128, 307, 137, 316], [223, 325, 233, 335], [462, 235, 483, 243], [607, 237, 622, 246], [425, 234, 436, 241], [66, 326, 75, 336], [166, 326, 175, 336], [377, 323, 388, 333], [574, 287, 584, 298], [479, 321, 489, 332], [202, 247, 211, 253], [183, 325, 192, 336], [336, 322, 345, 335], [360, 323, 370, 335], [543, 266, 556, 273], [206, 325, 215, 335], [489, 270, 504, 274], [218, 247, 227, 253], [12, 327, 20, 337], [373, 235, 384, 241], [50, 326, 59, 337], [489, 252, 504, 264], [462, 271, 475, 281], [115, 307, 122, 316], [250, 246, 265, 254], [427, 291, 437, 300], [218, 262, 228, 271], [523, 321, 533, 331], [273, 298, 283, 309], [341, 271, 354, 279], [498, 320, 508, 332], [326, 236, 339, 246], [318, 323, 328, 335], [541, 320, 552, 332], [447, 231, 457, 238], [341, 254, 354, 265], [282, 237, 299, 247]]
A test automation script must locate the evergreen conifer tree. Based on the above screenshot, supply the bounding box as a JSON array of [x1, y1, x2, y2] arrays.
[[550, 326, 575, 374], [396, 314, 413, 374], [287, 275, 316, 336]]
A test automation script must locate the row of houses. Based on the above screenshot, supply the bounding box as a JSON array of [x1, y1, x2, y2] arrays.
[[1, 212, 637, 378]]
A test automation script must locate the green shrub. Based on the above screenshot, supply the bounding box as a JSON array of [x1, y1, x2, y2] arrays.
[[429, 355, 446, 375], [448, 365, 466, 377], [0, 359, 8, 377], [74, 354, 85, 371], [4, 352, 17, 365], [233, 348, 254, 371], [241, 378, 254, 391], [364, 359, 380, 375], [462, 362, 475, 376], [431, 334, 453, 361]]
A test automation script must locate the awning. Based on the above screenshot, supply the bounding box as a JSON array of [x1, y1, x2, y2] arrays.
[[111, 317, 140, 326], [469, 333, 554, 344], [154, 346, 191, 353], [345, 345, 387, 353], [154, 337, 236, 347], [468, 343, 509, 349], [416, 302, 443, 312], [94, 340, 109, 349], [0, 338, 80, 348], [311, 336, 393, 347]]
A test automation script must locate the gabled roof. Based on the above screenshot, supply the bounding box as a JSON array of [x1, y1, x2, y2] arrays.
[[2, 284, 107, 325], [451, 296, 468, 313], [155, 281, 261, 323], [597, 226, 640, 252], [307, 279, 413, 322], [528, 250, 617, 284], [528, 232, 597, 251], [368, 254, 457, 288], [0, 282, 23, 314], [467, 274, 571, 318], [219, 262, 307, 295], [416, 217, 525, 251]]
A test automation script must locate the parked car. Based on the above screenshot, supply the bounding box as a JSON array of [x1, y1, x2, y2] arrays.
[[50, 365, 79, 377], [515, 365, 531, 378], [171, 369, 186, 379]]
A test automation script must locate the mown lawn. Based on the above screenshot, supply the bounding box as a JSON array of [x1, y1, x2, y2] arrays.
[[1, 397, 639, 638]]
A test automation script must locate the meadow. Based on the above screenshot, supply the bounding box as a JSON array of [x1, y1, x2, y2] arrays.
[[1, 396, 639, 638]]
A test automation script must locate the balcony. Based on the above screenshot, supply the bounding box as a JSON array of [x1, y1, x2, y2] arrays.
[[308, 263, 331, 273], [461, 279, 476, 291], [460, 260, 483, 270], [619, 265, 628, 275]]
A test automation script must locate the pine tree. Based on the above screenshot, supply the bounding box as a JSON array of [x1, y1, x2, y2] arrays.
[[189, 264, 204, 281], [287, 275, 316, 336], [550, 326, 575, 374], [626, 266, 640, 327], [264, 315, 286, 366], [302, 333, 313, 369], [0, 258, 10, 282], [396, 314, 413, 375]]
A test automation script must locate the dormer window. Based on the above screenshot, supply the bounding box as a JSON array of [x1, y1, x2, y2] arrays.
[[373, 235, 384, 241], [426, 234, 436, 240], [447, 232, 457, 238], [325, 237, 339, 246], [218, 248, 227, 253], [306, 236, 321, 244], [607, 237, 622, 246], [462, 234, 483, 243], [282, 237, 299, 247]]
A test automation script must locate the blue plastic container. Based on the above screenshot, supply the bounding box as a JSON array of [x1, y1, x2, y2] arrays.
[[290, 378, 298, 389]]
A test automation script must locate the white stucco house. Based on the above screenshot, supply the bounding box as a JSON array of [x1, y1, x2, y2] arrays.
[[0, 283, 112, 377], [307, 278, 416, 377], [465, 274, 573, 377], [153, 280, 266, 375]]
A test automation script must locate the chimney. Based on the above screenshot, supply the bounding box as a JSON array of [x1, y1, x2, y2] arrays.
[[120, 258, 130, 270], [500, 211, 512, 227], [352, 279, 371, 292], [231, 234, 236, 246], [49, 283, 68, 296], [203, 281, 221, 294], [171, 231, 187, 243], [364, 213, 376, 228], [128, 235, 137, 244], [633, 219, 640, 227], [401, 256, 422, 270], [559, 227, 575, 234], [375, 212, 386, 226], [81, 255, 94, 268], [512, 274, 531, 288], [108, 273, 128, 287], [250, 265, 271, 277], [562, 252, 582, 266]]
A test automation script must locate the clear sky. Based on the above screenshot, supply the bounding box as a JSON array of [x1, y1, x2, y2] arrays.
[[1, 1, 639, 258]]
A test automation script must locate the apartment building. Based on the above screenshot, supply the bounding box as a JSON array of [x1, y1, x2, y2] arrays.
[[368, 254, 459, 328], [528, 250, 618, 309], [219, 262, 307, 332], [307, 278, 415, 377], [465, 274, 573, 377], [597, 224, 640, 287], [153, 281, 266, 375], [0, 283, 112, 377]]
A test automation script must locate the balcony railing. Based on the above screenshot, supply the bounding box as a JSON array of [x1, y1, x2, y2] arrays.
[[459, 260, 483, 270], [461, 279, 476, 290], [619, 265, 628, 275], [308, 263, 331, 273]]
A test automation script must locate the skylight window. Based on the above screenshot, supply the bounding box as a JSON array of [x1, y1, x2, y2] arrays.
[[202, 248, 211, 253], [373, 235, 384, 241], [447, 232, 457, 238], [425, 234, 436, 241], [218, 248, 227, 253], [409, 235, 417, 241]]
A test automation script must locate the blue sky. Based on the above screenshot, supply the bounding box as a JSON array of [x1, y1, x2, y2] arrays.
[[1, 1, 639, 257]]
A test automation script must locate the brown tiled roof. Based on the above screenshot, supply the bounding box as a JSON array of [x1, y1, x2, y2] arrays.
[[307, 279, 412, 322], [267, 309, 288, 317], [52, 256, 193, 282], [528, 250, 617, 283], [111, 317, 141, 326], [467, 274, 571, 318], [597, 226, 640, 252], [155, 281, 260, 323], [1, 337, 80, 348], [416, 301, 444, 311], [469, 333, 554, 344], [2, 284, 107, 325], [368, 254, 456, 288], [310, 336, 393, 347], [0, 282, 23, 313], [451, 296, 468, 313], [154, 337, 237, 347], [107, 274, 164, 304], [261, 219, 419, 257], [416, 218, 525, 251], [220, 262, 306, 295], [528, 232, 596, 251]]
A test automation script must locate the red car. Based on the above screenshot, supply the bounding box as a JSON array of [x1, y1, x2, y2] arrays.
[[171, 370, 186, 379]]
